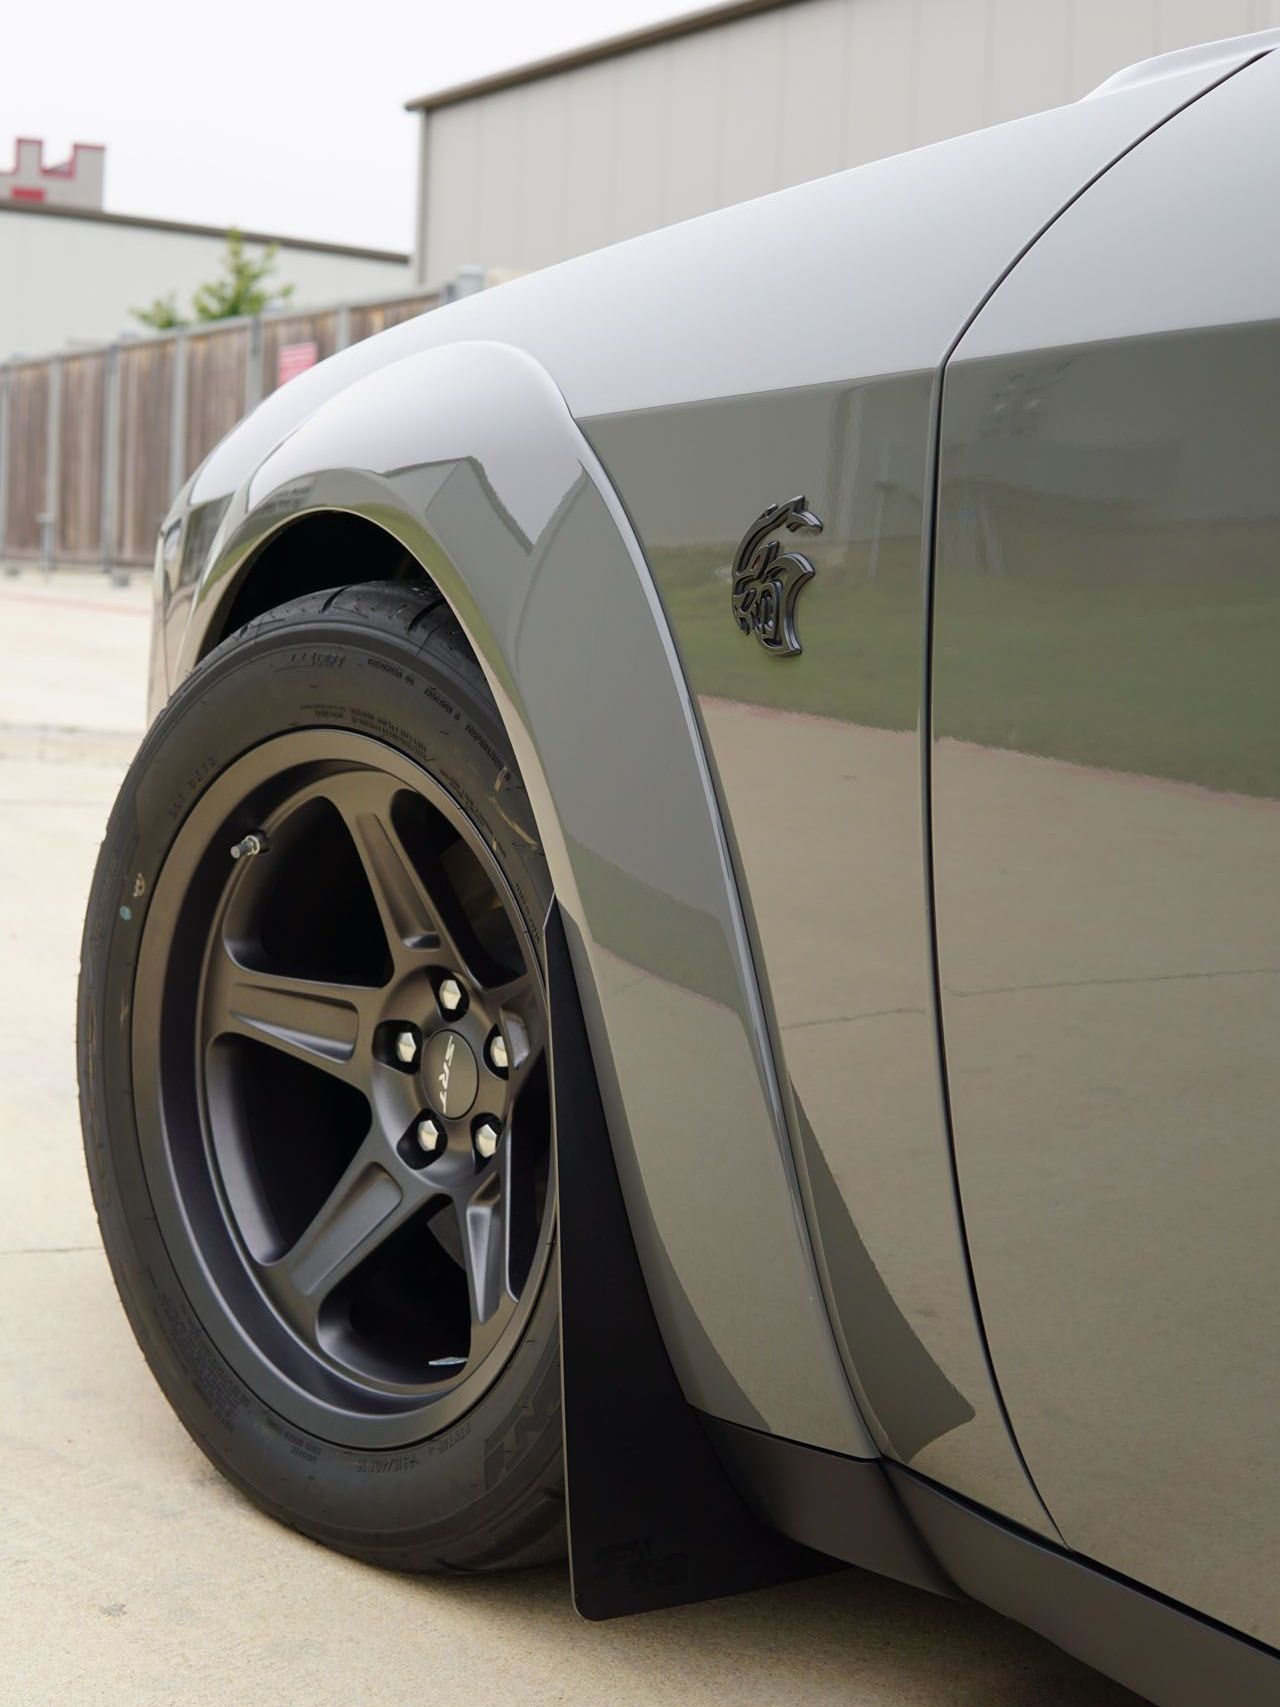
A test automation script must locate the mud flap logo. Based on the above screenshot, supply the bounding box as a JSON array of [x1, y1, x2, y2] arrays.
[[593, 1539, 689, 1590]]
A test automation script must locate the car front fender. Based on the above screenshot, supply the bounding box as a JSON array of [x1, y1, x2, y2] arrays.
[[174, 337, 875, 1459]]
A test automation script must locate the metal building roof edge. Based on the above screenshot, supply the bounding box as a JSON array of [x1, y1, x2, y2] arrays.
[[405, 0, 804, 112], [0, 198, 409, 265]]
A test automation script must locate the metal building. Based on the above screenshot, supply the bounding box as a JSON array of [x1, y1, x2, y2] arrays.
[[408, 0, 1280, 286]]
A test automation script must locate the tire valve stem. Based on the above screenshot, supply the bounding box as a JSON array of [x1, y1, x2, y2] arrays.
[[230, 831, 269, 861]]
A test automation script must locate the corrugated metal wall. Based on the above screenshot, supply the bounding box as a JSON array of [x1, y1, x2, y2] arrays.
[[116, 339, 175, 567], [57, 354, 106, 562], [3, 364, 49, 557], [347, 297, 432, 341], [185, 327, 251, 475], [0, 293, 439, 573], [417, 0, 1280, 282]]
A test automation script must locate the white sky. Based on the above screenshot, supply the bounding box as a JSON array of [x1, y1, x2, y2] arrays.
[[2, 0, 701, 253]]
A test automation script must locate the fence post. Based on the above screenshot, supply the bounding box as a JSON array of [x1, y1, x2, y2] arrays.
[[170, 327, 189, 501], [0, 362, 10, 573], [101, 345, 121, 584], [246, 315, 263, 409], [40, 355, 63, 580]]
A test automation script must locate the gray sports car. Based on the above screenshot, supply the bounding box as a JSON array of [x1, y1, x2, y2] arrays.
[[78, 27, 1280, 1706]]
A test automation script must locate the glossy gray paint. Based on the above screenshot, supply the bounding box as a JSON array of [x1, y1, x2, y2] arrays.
[[564, 39, 1272, 1534], [932, 49, 1280, 1644], [146, 28, 1280, 1649], [588, 380, 1053, 1533]]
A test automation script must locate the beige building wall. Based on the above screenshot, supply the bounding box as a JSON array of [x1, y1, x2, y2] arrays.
[[1, 206, 411, 360], [415, 0, 1280, 284]]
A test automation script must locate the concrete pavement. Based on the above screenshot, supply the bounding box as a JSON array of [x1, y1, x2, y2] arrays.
[[0, 570, 1141, 1705]]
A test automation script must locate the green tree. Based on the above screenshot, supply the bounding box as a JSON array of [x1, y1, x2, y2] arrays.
[[132, 291, 184, 331], [131, 229, 294, 330], [191, 228, 294, 321]]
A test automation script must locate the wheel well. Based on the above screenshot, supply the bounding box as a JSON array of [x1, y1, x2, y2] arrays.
[[207, 512, 432, 655]]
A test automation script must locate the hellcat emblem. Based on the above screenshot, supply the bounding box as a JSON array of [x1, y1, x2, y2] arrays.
[[730, 496, 822, 657]]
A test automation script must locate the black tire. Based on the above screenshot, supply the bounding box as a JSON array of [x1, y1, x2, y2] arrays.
[[78, 581, 564, 1571]]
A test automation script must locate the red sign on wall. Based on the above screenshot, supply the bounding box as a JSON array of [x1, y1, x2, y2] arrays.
[[277, 340, 318, 387]]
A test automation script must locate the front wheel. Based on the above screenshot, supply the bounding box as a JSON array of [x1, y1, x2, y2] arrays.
[[78, 581, 564, 1570]]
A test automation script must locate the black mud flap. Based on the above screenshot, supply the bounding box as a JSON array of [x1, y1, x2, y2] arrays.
[[546, 904, 835, 1619]]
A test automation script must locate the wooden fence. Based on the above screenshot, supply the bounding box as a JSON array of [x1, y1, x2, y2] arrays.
[[0, 290, 439, 574]]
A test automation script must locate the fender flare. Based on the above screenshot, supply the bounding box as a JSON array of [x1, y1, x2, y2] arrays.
[[182, 338, 869, 1456]]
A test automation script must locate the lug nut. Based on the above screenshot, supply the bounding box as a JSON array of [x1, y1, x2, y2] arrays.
[[394, 1028, 419, 1065], [474, 1119, 501, 1160], [438, 977, 464, 1014], [416, 1116, 442, 1155], [487, 1032, 509, 1073]]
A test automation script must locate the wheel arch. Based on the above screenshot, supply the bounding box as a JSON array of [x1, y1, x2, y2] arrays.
[[201, 509, 429, 657]]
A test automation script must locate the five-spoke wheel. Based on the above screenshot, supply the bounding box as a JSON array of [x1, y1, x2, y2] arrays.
[[145, 734, 552, 1417]]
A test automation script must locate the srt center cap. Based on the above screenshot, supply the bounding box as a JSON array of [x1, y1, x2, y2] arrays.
[[424, 1029, 478, 1119]]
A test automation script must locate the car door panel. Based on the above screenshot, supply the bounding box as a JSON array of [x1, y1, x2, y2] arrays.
[[931, 51, 1280, 1640]]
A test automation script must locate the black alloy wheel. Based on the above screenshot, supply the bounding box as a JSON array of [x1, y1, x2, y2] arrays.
[[153, 731, 552, 1433], [80, 582, 565, 1569]]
